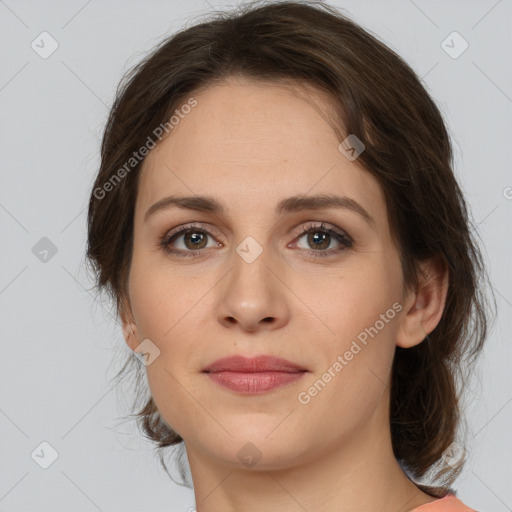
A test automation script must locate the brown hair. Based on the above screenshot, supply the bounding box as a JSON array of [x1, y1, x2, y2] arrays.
[[86, 0, 496, 493]]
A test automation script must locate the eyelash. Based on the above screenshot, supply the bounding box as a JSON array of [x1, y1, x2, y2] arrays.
[[158, 222, 353, 259]]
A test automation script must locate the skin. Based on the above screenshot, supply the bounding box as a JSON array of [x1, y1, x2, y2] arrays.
[[120, 77, 449, 512]]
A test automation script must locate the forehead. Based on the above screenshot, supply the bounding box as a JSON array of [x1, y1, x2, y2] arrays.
[[137, 78, 384, 224]]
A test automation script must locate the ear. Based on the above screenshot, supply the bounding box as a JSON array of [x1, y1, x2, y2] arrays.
[[119, 295, 138, 351], [396, 255, 449, 349]]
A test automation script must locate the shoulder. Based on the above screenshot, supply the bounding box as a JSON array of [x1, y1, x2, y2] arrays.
[[411, 493, 478, 512]]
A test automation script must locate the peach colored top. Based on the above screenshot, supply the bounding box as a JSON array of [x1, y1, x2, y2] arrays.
[[411, 494, 477, 511]]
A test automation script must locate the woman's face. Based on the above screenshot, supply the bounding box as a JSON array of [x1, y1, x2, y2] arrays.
[[123, 78, 413, 470]]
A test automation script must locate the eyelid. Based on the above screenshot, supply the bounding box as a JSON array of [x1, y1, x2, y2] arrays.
[[292, 221, 351, 241], [162, 222, 223, 240], [159, 220, 353, 257], [288, 221, 353, 255], [162, 220, 349, 240]]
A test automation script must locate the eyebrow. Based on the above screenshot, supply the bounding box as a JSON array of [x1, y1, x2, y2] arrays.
[[144, 194, 375, 228]]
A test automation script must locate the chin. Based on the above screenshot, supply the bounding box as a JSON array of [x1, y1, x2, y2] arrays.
[[197, 428, 307, 471]]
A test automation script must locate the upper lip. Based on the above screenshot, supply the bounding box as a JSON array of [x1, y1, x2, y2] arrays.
[[203, 355, 307, 373]]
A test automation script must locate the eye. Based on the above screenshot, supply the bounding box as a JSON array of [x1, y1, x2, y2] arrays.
[[289, 222, 352, 258], [159, 223, 222, 257], [159, 221, 353, 258]]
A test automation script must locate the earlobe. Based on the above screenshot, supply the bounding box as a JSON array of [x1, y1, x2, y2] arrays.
[[121, 322, 138, 351], [120, 297, 138, 351], [396, 255, 449, 349]]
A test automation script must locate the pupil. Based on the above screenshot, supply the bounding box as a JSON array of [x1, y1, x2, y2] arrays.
[[309, 232, 329, 249], [186, 232, 206, 249], [183, 230, 332, 251]]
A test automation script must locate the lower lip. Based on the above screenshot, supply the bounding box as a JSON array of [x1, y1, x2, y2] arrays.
[[206, 371, 306, 394]]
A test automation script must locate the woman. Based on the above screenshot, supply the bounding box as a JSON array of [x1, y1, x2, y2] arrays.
[[86, 1, 495, 510]]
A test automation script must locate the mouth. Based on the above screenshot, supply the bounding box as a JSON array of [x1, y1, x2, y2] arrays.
[[202, 355, 308, 394]]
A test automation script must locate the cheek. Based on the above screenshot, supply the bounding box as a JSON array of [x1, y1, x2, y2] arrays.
[[297, 269, 400, 435], [128, 248, 203, 339], [307, 258, 402, 399], [313, 260, 401, 340], [128, 263, 206, 436]]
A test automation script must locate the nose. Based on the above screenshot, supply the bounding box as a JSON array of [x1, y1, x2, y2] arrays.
[[216, 247, 291, 333]]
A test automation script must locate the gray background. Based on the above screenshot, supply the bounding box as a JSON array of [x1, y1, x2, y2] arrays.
[[0, 0, 510, 510]]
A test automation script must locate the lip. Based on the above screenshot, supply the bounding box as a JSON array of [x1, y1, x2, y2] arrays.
[[203, 355, 308, 394], [203, 355, 307, 373]]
